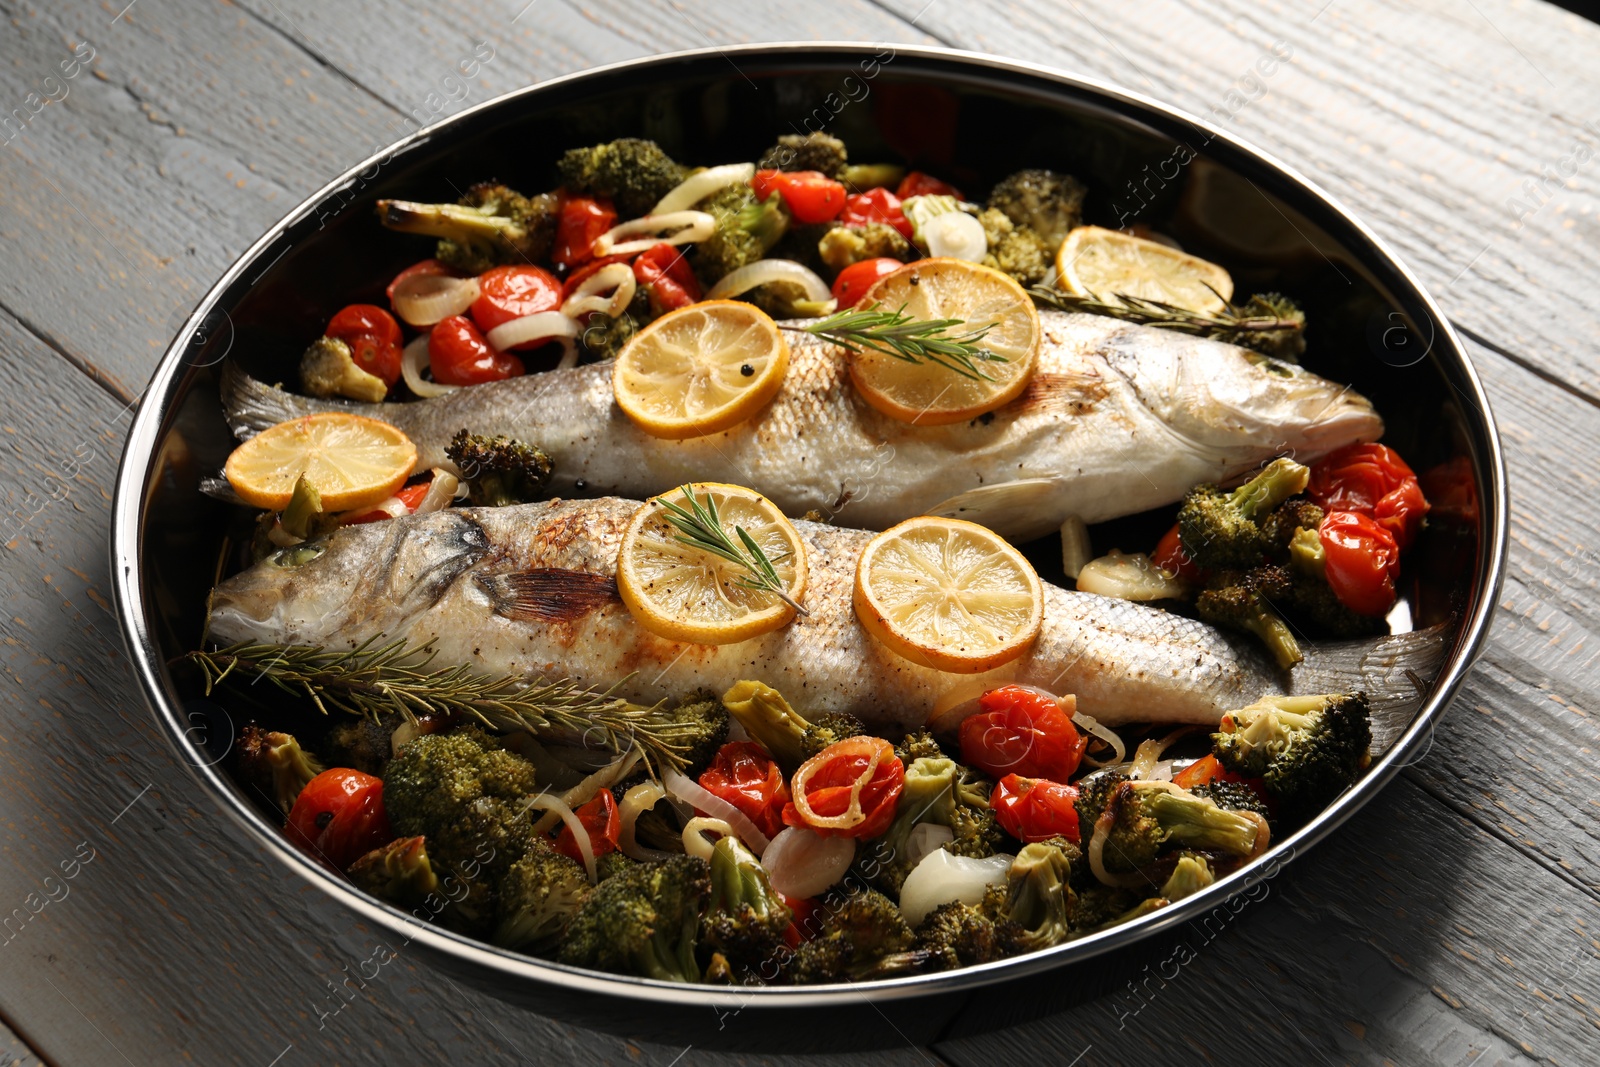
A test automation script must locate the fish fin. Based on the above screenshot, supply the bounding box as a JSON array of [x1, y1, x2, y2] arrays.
[[924, 478, 1067, 544], [220, 362, 346, 439], [1290, 621, 1455, 754], [477, 569, 619, 623]]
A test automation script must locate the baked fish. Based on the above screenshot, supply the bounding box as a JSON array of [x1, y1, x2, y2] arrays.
[[221, 311, 1381, 541], [206, 497, 1443, 742]]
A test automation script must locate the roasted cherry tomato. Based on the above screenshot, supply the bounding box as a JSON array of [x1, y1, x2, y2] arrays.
[[1152, 522, 1205, 583], [831, 257, 903, 310], [1419, 455, 1477, 527], [751, 169, 847, 224], [553, 789, 620, 862], [342, 479, 434, 524], [781, 892, 821, 947], [286, 768, 393, 871], [386, 258, 452, 302], [895, 170, 963, 201], [960, 685, 1087, 783], [634, 242, 702, 314], [1308, 443, 1429, 551], [840, 187, 914, 240], [991, 774, 1081, 844], [325, 304, 403, 387], [1319, 510, 1401, 617], [469, 265, 564, 347], [699, 741, 791, 840], [553, 194, 617, 269], [782, 737, 904, 839], [1172, 754, 1243, 791], [428, 315, 525, 386]]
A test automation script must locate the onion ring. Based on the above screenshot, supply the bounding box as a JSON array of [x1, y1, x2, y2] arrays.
[[390, 273, 480, 327]]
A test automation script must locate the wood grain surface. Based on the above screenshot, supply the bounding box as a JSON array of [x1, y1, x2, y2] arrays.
[[2, 0, 1598, 1064]]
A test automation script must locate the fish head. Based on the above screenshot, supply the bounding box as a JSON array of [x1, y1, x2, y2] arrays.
[[1105, 330, 1383, 463], [206, 510, 491, 646]]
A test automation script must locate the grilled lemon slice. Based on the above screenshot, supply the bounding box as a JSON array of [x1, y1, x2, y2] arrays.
[[1056, 225, 1233, 313], [224, 413, 417, 512]]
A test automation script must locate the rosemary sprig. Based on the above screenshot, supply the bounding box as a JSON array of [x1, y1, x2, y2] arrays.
[[788, 301, 1004, 381], [176, 635, 696, 775], [657, 484, 808, 616], [1029, 286, 1306, 359]]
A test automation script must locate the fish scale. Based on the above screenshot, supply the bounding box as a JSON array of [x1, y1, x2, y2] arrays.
[[223, 311, 1382, 540], [207, 497, 1445, 738]]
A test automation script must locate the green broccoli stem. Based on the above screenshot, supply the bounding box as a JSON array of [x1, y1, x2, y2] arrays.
[[379, 199, 518, 244], [1230, 458, 1310, 522], [1241, 603, 1303, 670], [280, 474, 324, 540]]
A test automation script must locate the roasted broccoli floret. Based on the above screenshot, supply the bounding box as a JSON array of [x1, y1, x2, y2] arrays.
[[985, 169, 1087, 252], [557, 138, 687, 218], [1286, 526, 1388, 638], [1158, 852, 1215, 901], [895, 730, 946, 765], [799, 710, 867, 760], [1261, 498, 1326, 555], [1088, 779, 1267, 875], [861, 756, 1003, 895], [758, 132, 848, 178], [817, 222, 913, 271], [978, 207, 1051, 287], [557, 854, 710, 982], [300, 336, 387, 403], [989, 838, 1076, 955], [576, 286, 651, 362], [692, 182, 790, 285], [492, 837, 594, 954], [237, 725, 324, 815], [915, 901, 1004, 968], [661, 692, 731, 776], [1189, 780, 1271, 822], [1178, 458, 1311, 570], [1196, 564, 1303, 670], [381, 726, 541, 885], [347, 835, 440, 909], [701, 836, 793, 978], [1212, 694, 1372, 823], [378, 183, 559, 273], [445, 430, 553, 507], [785, 888, 917, 983], [323, 715, 396, 778]]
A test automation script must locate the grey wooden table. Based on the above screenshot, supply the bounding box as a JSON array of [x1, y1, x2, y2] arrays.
[[3, 1, 1599, 1064]]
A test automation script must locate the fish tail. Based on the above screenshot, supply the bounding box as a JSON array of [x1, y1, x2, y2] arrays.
[[1289, 622, 1454, 753], [220, 362, 368, 438]]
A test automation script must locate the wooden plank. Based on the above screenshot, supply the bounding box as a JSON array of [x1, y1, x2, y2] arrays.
[[0, 309, 948, 1067], [0, 1015, 45, 1067], [872, 0, 1600, 398], [935, 777, 1600, 1067]]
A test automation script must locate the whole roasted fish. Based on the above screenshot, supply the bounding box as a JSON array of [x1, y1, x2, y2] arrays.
[[222, 311, 1381, 541], [207, 497, 1443, 742]]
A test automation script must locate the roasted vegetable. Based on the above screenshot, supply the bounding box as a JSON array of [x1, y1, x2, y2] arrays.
[[445, 430, 553, 507], [979, 206, 1051, 287], [1084, 776, 1266, 876], [785, 888, 918, 983], [1177, 458, 1311, 570], [347, 835, 440, 910], [1212, 693, 1372, 823], [985, 168, 1087, 252], [237, 725, 324, 815], [557, 854, 710, 982], [299, 336, 387, 403], [1195, 564, 1303, 670], [701, 836, 793, 977], [988, 837, 1076, 955], [758, 132, 849, 178], [378, 183, 559, 273], [817, 222, 913, 271], [557, 138, 687, 218], [860, 756, 1003, 895], [492, 837, 594, 953], [691, 183, 790, 285]]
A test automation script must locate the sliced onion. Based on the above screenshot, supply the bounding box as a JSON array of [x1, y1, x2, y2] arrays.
[[761, 826, 855, 899], [1128, 738, 1164, 781], [592, 210, 715, 257], [401, 334, 458, 398], [485, 310, 580, 352], [653, 162, 756, 215], [619, 782, 678, 862], [524, 793, 597, 883], [682, 817, 735, 861], [391, 273, 480, 327], [923, 211, 987, 261], [663, 768, 771, 856], [904, 823, 955, 870], [898, 849, 1014, 927], [706, 259, 832, 305], [529, 749, 643, 837], [1059, 516, 1092, 581], [338, 495, 410, 524], [413, 469, 459, 516], [559, 263, 636, 319], [1074, 712, 1126, 768], [1076, 550, 1189, 601]]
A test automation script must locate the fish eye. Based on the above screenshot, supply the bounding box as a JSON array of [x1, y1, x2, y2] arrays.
[[268, 543, 325, 568], [1244, 351, 1298, 378]]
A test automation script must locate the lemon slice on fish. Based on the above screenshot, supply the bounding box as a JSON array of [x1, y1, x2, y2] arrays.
[[612, 300, 790, 439], [847, 258, 1040, 426], [853, 516, 1043, 674], [1056, 226, 1233, 313], [224, 413, 417, 511], [617, 482, 809, 645]]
